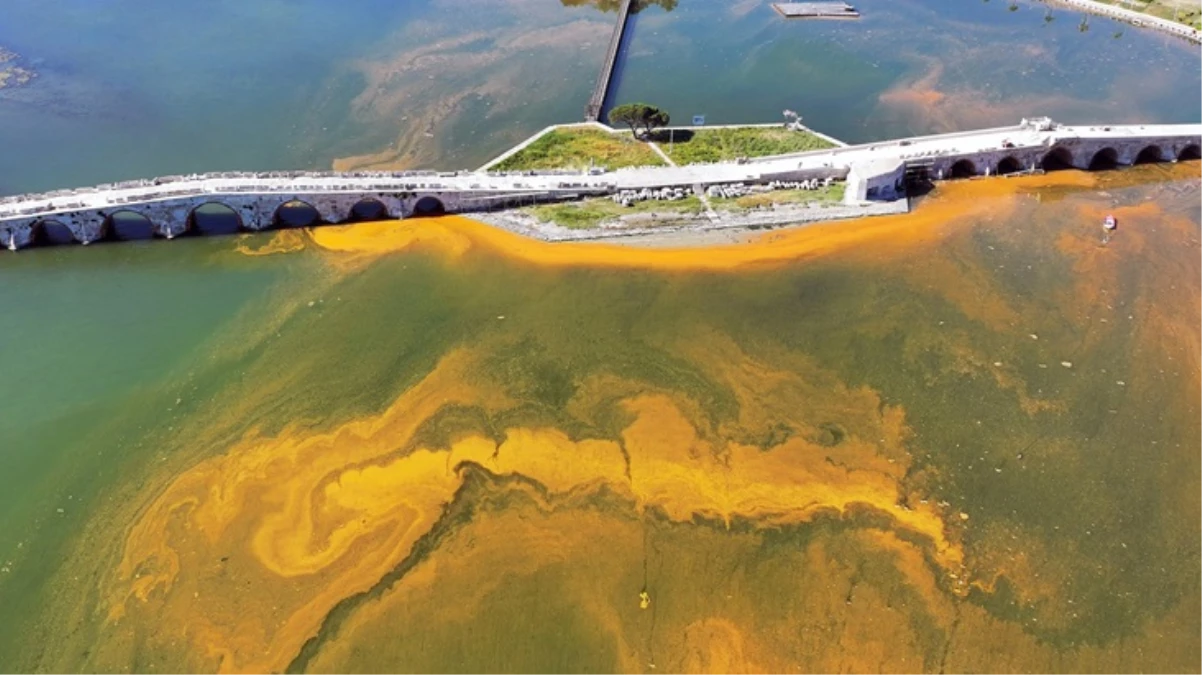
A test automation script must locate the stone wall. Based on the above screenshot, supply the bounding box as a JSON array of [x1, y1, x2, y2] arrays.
[[0, 189, 603, 249], [925, 135, 1200, 178]]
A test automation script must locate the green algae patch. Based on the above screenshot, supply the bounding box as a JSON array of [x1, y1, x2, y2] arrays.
[[659, 126, 837, 164], [492, 127, 666, 172]]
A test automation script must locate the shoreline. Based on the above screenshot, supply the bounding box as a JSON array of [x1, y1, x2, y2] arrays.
[[469, 199, 911, 247], [1039, 0, 1202, 40]]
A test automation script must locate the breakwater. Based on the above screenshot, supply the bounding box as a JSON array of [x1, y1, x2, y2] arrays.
[[584, 0, 635, 121]]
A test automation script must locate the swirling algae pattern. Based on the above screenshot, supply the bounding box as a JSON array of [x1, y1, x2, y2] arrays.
[[91, 167, 1199, 672], [108, 330, 968, 672]]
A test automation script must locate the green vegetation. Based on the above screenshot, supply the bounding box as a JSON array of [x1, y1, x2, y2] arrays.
[[493, 124, 842, 174], [1101, 0, 1200, 28], [660, 126, 837, 165], [526, 196, 705, 230], [491, 127, 665, 172], [711, 184, 846, 210], [608, 103, 671, 139]]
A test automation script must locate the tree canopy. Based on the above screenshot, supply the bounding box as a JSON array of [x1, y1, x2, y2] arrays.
[[608, 103, 671, 139]]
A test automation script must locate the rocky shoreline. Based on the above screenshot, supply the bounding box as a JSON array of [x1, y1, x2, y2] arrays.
[[471, 199, 911, 245]]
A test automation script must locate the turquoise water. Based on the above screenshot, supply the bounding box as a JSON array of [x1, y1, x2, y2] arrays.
[[612, 0, 1202, 141], [0, 0, 604, 192], [1, 0, 1198, 194], [0, 240, 303, 655]]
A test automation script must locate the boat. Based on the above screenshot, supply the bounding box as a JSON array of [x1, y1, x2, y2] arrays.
[[1103, 214, 1118, 230]]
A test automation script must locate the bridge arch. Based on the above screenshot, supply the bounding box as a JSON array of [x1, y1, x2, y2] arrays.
[[31, 219, 77, 246], [1178, 144, 1201, 161], [1133, 145, 1163, 164], [996, 156, 1022, 176], [349, 198, 390, 222], [274, 200, 321, 228], [413, 196, 446, 217], [949, 159, 976, 179], [1040, 146, 1074, 171], [1087, 147, 1119, 171], [105, 210, 155, 241], [188, 202, 242, 236]]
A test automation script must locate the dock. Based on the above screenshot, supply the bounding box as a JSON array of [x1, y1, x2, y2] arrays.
[[584, 0, 634, 121], [772, 2, 860, 19]]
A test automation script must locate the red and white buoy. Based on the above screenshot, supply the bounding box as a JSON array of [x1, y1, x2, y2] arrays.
[[1102, 214, 1117, 245]]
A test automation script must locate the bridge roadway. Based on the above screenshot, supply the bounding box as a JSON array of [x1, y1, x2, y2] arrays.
[[1, 118, 1198, 248]]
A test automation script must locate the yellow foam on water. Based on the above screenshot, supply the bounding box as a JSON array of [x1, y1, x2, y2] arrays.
[[295, 170, 1124, 273]]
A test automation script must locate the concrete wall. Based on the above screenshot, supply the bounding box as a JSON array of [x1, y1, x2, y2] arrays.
[[846, 158, 906, 202], [757, 165, 849, 184]]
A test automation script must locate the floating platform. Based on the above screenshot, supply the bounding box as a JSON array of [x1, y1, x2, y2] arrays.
[[772, 1, 860, 19]]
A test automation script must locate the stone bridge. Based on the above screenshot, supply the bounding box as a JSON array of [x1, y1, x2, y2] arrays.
[[0, 174, 612, 248], [750, 117, 1202, 201], [1, 118, 1198, 250]]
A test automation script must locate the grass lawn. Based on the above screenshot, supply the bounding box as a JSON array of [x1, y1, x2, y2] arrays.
[[492, 127, 666, 172], [711, 184, 846, 210], [659, 127, 837, 165], [526, 196, 706, 230]]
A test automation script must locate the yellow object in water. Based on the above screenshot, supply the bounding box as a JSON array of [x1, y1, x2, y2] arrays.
[[639, 591, 651, 609]]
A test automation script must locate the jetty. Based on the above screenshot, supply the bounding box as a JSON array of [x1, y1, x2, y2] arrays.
[[585, 0, 635, 121], [772, 2, 860, 19]]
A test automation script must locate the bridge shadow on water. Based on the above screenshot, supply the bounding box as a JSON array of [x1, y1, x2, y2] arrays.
[[189, 202, 243, 237], [411, 196, 446, 217]]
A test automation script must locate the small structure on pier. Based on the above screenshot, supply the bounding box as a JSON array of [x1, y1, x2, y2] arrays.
[[772, 2, 860, 19]]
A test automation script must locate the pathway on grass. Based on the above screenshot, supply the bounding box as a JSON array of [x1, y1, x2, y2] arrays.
[[649, 140, 720, 222], [647, 141, 675, 167]]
